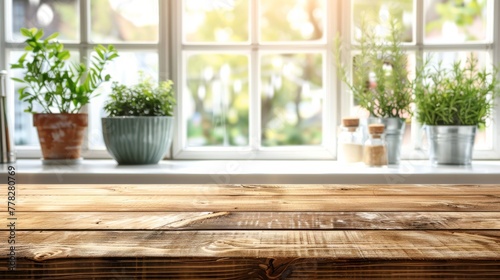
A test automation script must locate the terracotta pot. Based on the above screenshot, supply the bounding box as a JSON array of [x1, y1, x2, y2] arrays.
[[33, 113, 88, 160]]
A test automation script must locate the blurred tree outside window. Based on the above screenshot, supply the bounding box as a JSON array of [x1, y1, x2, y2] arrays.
[[2, 0, 498, 159], [183, 0, 326, 150]]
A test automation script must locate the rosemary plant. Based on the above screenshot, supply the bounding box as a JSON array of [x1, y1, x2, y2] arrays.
[[334, 12, 412, 118], [414, 54, 500, 126]]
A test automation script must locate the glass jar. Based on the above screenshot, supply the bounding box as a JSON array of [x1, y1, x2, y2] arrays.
[[338, 117, 363, 163], [363, 124, 388, 167]]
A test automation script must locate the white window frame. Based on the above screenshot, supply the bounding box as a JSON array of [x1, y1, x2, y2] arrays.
[[339, 0, 500, 160], [172, 0, 338, 160], [0, 0, 169, 159], [1, 0, 500, 160]]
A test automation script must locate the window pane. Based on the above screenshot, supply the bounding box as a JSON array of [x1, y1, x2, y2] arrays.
[[183, 0, 249, 43], [9, 50, 80, 146], [88, 51, 159, 149], [261, 53, 323, 147], [10, 0, 79, 42], [424, 0, 490, 43], [90, 0, 159, 43], [352, 0, 414, 43], [260, 0, 325, 42], [185, 54, 249, 147], [423, 51, 493, 150], [424, 51, 489, 72]]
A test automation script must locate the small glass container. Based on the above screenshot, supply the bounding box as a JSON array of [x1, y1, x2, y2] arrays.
[[338, 117, 363, 163], [363, 124, 388, 167]]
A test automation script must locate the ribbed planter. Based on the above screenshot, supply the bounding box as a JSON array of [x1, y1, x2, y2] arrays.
[[425, 125, 476, 165], [102, 116, 174, 165], [34, 113, 87, 160]]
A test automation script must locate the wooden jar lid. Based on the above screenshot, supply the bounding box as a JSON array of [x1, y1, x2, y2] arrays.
[[368, 123, 385, 134], [342, 117, 359, 127]]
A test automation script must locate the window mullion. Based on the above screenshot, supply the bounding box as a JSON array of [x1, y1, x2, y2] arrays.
[[0, 1, 6, 71], [323, 0, 338, 154], [250, 0, 260, 152], [411, 0, 425, 152], [80, 0, 90, 44], [172, 0, 185, 158], [415, 0, 424, 48], [159, 0, 171, 158], [80, 0, 90, 152], [339, 0, 352, 119], [159, 0, 170, 81], [492, 0, 500, 157]]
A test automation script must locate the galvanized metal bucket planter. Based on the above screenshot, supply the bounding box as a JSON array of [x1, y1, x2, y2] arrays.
[[425, 125, 476, 165], [102, 116, 174, 165], [368, 117, 405, 165]]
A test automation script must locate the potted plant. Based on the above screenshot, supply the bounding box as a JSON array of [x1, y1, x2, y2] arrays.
[[10, 28, 118, 163], [414, 54, 500, 165], [102, 74, 176, 165], [334, 12, 411, 164]]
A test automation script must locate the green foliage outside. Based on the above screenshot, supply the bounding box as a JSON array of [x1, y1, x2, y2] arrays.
[[185, 0, 248, 42], [104, 73, 176, 117], [352, 0, 413, 42], [414, 54, 499, 126], [90, 1, 158, 42], [11, 28, 118, 114], [260, 54, 323, 147], [186, 0, 324, 147], [427, 0, 486, 41], [186, 54, 249, 146]]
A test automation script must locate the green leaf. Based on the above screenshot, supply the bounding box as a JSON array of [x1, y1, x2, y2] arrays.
[[34, 29, 44, 40], [95, 48, 104, 60], [107, 53, 119, 60], [11, 77, 25, 83], [10, 64, 23, 69], [20, 28, 32, 37], [28, 28, 38, 36], [45, 32, 59, 41], [57, 50, 71, 60]]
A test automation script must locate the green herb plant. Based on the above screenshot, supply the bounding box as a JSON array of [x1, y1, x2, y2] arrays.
[[11, 28, 118, 113], [414, 54, 499, 126], [104, 73, 176, 117], [334, 11, 412, 118]]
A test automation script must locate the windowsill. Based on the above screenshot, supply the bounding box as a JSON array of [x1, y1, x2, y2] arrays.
[[2, 159, 500, 184]]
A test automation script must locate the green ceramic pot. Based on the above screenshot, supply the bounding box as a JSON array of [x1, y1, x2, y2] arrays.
[[102, 116, 174, 165]]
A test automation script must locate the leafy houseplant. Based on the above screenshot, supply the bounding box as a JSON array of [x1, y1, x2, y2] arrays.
[[102, 74, 176, 165], [334, 12, 411, 164], [414, 54, 500, 165], [11, 28, 118, 161], [415, 55, 498, 126]]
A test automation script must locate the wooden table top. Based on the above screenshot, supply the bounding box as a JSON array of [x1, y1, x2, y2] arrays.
[[1, 184, 500, 279]]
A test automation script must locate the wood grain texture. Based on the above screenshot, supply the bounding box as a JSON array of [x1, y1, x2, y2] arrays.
[[8, 194, 500, 212], [1, 184, 499, 279], [15, 184, 500, 196], [1, 212, 499, 230], [1, 230, 499, 260], [3, 259, 500, 279]]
